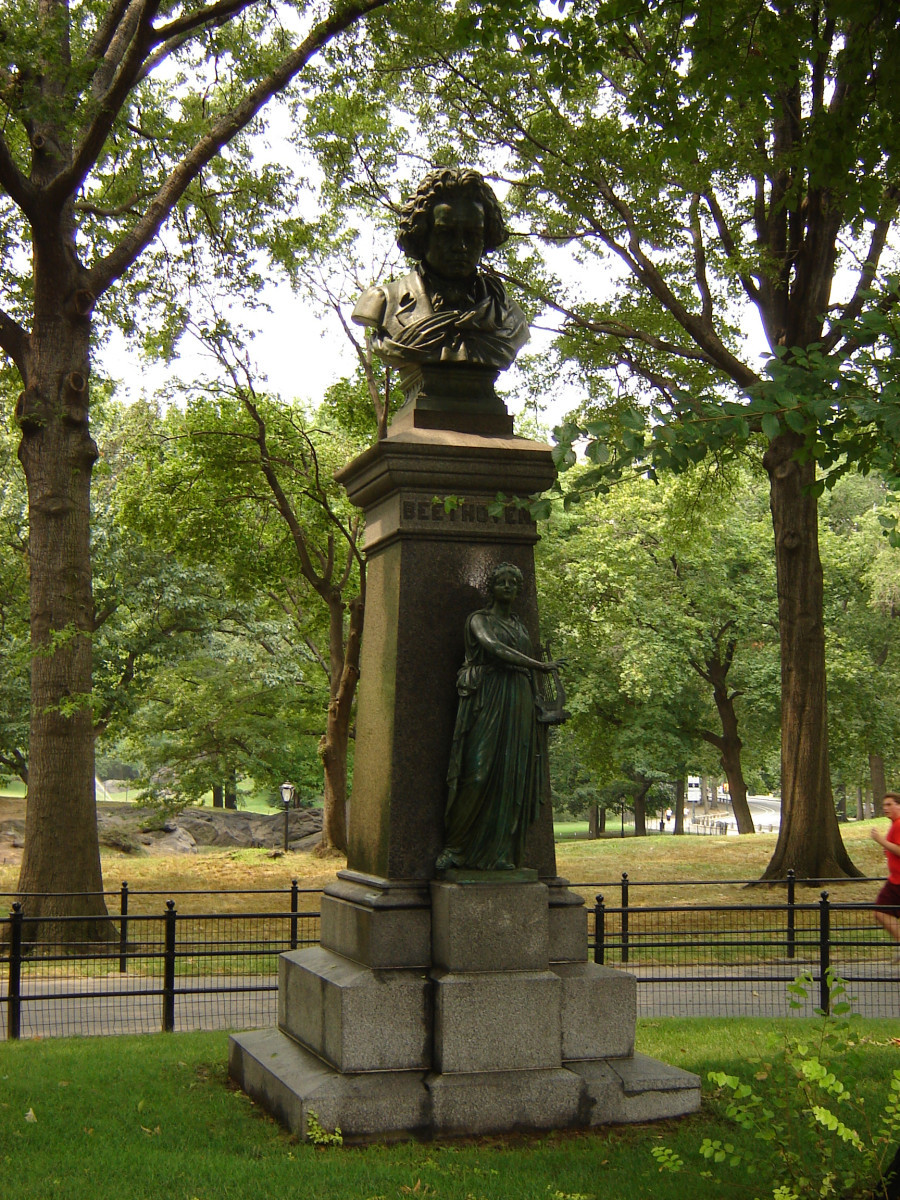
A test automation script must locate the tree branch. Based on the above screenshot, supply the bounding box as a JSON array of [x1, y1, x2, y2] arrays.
[[74, 193, 146, 218], [495, 269, 717, 367], [89, 0, 150, 98], [85, 0, 388, 296], [702, 188, 762, 304], [55, 3, 161, 207], [688, 193, 714, 328], [0, 131, 35, 216], [152, 0, 257, 44], [87, 0, 141, 60], [0, 747, 28, 786], [699, 728, 725, 752], [0, 306, 27, 375], [822, 192, 899, 355]]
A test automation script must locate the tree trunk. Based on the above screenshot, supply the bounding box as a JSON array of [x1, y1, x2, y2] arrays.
[[633, 782, 650, 837], [836, 785, 847, 822], [224, 770, 237, 810], [700, 655, 755, 834], [673, 779, 685, 835], [870, 754, 887, 808], [317, 593, 364, 854], [212, 785, 224, 809], [588, 804, 601, 838], [759, 433, 861, 881], [857, 786, 864, 821], [14, 279, 110, 942]]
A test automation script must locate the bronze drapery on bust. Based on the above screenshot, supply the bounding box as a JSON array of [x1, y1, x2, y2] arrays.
[[352, 168, 529, 403], [436, 563, 566, 873]]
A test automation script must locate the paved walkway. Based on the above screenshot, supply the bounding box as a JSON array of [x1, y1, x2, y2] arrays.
[[3, 961, 899, 1039], [627, 960, 900, 1019]]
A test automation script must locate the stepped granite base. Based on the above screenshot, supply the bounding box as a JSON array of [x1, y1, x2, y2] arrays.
[[229, 877, 699, 1142]]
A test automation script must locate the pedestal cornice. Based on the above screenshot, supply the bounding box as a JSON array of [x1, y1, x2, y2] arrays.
[[335, 428, 557, 510]]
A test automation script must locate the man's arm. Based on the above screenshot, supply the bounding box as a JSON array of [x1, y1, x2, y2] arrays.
[[870, 827, 900, 856]]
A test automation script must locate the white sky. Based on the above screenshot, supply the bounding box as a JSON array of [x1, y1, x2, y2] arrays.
[[97, 271, 571, 431]]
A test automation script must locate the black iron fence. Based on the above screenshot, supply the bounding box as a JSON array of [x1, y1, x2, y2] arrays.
[[2, 873, 898, 1039], [584, 871, 900, 1019], [1, 882, 321, 1040]]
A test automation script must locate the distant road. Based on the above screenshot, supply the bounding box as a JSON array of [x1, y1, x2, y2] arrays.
[[685, 795, 781, 834]]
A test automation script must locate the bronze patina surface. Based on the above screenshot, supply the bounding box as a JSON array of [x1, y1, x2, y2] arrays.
[[437, 563, 566, 873], [352, 168, 528, 417]]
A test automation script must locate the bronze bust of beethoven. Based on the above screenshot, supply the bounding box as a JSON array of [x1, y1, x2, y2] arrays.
[[352, 168, 529, 421]]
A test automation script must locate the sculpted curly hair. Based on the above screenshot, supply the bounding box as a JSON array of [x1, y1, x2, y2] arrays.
[[488, 562, 524, 593], [397, 168, 509, 260]]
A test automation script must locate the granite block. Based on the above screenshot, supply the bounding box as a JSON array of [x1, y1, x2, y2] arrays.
[[278, 947, 431, 1073], [320, 892, 431, 969], [554, 962, 636, 1061], [548, 897, 588, 963], [609, 1051, 702, 1121], [426, 1068, 585, 1136], [229, 1028, 432, 1143], [433, 969, 561, 1073], [431, 880, 549, 972]]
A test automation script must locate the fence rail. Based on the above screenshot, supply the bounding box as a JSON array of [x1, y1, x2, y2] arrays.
[[1, 882, 322, 1040], [2, 873, 897, 1038]]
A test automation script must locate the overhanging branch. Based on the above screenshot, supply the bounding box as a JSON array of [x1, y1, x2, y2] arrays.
[[86, 0, 389, 297], [0, 131, 35, 216], [0, 307, 27, 375]]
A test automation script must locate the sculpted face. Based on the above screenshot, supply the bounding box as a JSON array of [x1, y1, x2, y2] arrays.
[[423, 195, 486, 280], [490, 569, 520, 604]]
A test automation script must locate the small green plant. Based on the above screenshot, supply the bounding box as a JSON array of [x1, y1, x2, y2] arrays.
[[305, 1109, 342, 1147], [651, 970, 900, 1199]]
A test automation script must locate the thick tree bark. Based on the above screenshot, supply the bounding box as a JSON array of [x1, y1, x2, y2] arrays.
[[212, 784, 224, 809], [224, 770, 237, 810], [759, 433, 861, 881], [700, 776, 711, 813], [700, 720, 758, 835], [15, 256, 110, 941], [870, 754, 887, 807], [632, 779, 650, 837]]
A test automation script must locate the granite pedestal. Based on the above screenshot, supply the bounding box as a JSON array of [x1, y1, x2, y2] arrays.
[[230, 877, 699, 1141], [229, 419, 699, 1141]]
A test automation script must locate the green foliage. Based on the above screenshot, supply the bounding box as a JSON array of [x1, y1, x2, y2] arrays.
[[305, 1109, 343, 1146], [651, 972, 900, 1199], [819, 477, 900, 791], [551, 296, 900, 507], [536, 463, 780, 797]]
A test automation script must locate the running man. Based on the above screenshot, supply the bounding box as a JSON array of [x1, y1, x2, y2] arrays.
[[870, 791, 900, 950]]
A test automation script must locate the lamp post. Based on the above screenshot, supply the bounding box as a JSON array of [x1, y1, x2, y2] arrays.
[[280, 782, 295, 852]]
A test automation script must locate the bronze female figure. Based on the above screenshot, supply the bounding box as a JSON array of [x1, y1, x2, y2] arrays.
[[437, 563, 565, 873]]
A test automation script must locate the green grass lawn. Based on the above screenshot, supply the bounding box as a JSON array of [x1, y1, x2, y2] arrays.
[[2, 1017, 899, 1200]]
